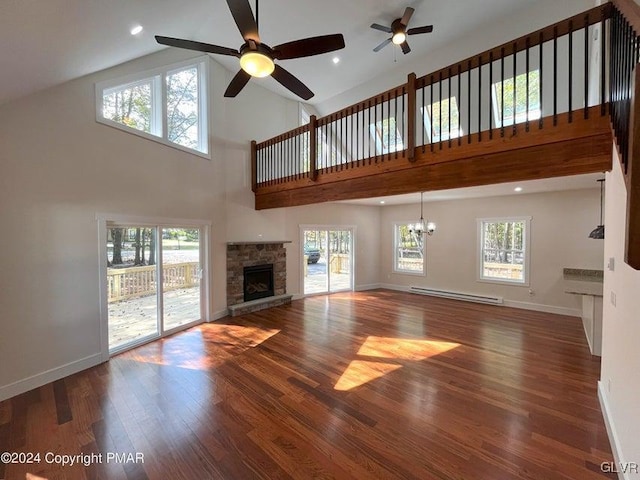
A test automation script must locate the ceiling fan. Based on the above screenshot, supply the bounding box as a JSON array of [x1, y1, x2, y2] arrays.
[[156, 0, 345, 100], [371, 7, 433, 55]]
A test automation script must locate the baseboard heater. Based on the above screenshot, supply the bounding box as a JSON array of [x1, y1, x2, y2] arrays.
[[409, 286, 503, 305]]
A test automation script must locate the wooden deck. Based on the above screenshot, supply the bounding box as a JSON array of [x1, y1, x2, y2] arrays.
[[0, 290, 614, 479], [109, 287, 201, 350]]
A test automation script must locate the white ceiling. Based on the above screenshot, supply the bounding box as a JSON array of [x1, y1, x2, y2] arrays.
[[335, 173, 604, 206], [1, 0, 563, 107]]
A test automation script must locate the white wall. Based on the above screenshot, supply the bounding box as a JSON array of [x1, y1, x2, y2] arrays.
[[0, 48, 303, 399], [379, 189, 604, 314], [316, 0, 594, 115], [600, 149, 640, 477]]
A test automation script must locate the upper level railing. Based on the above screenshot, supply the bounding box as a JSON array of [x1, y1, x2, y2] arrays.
[[252, 3, 617, 190]]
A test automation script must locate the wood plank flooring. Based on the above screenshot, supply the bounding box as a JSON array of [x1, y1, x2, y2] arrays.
[[0, 290, 615, 480]]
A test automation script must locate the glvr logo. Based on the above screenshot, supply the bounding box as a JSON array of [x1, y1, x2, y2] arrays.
[[601, 462, 639, 474]]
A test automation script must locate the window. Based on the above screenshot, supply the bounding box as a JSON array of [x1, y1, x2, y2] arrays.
[[492, 70, 541, 127], [478, 217, 531, 285], [394, 223, 424, 274], [97, 58, 209, 157], [422, 96, 463, 143], [370, 117, 404, 154]]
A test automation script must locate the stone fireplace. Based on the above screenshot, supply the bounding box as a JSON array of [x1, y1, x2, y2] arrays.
[[226, 241, 291, 315]]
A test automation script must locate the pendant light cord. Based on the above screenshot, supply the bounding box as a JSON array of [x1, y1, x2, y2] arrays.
[[256, 0, 259, 31]]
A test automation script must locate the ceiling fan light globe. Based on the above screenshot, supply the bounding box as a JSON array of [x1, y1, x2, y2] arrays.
[[240, 52, 275, 78], [392, 32, 406, 45]]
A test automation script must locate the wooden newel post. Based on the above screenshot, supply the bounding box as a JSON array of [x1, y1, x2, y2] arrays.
[[250, 140, 257, 192], [407, 73, 417, 162], [309, 114, 318, 181]]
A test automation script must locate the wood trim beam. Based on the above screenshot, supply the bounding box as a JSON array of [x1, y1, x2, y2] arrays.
[[255, 134, 612, 209], [626, 68, 640, 269]]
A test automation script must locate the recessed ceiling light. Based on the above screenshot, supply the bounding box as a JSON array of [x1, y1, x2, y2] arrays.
[[514, 187, 523, 192], [380, 200, 386, 204], [332, 57, 340, 64], [131, 25, 143, 36]]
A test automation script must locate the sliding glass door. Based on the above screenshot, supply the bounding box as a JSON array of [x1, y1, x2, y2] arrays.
[[302, 227, 353, 295], [106, 223, 205, 354]]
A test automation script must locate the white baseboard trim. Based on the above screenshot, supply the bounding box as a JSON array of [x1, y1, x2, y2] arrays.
[[0, 353, 103, 403], [292, 294, 305, 301], [378, 283, 411, 293], [503, 300, 580, 317], [211, 309, 228, 321], [377, 284, 580, 317], [598, 381, 627, 480], [355, 283, 382, 291]]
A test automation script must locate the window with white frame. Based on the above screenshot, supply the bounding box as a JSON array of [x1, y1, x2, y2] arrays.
[[369, 117, 404, 154], [394, 223, 424, 274], [478, 217, 531, 285], [422, 96, 463, 143], [492, 70, 541, 127], [97, 58, 209, 156]]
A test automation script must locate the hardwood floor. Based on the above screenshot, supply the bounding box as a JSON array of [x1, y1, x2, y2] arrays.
[[0, 290, 615, 480]]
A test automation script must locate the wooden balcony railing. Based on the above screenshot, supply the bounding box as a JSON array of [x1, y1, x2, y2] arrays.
[[252, 3, 611, 192], [250, 0, 640, 269]]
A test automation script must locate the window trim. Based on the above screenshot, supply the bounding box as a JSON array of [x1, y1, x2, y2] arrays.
[[491, 69, 541, 129], [95, 56, 210, 159], [393, 221, 426, 276], [369, 117, 404, 155], [477, 216, 531, 286], [421, 97, 463, 143]]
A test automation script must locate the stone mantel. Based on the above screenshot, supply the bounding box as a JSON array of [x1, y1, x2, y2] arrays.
[[227, 241, 292, 245]]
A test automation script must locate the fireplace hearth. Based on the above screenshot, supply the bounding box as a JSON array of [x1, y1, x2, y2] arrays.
[[243, 264, 274, 302]]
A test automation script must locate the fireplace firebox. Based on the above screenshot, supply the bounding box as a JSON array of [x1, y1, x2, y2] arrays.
[[243, 264, 275, 302]]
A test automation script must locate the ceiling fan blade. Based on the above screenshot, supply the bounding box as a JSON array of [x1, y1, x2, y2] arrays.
[[271, 64, 314, 100], [373, 38, 392, 52], [224, 70, 251, 97], [370, 23, 392, 34], [155, 36, 240, 57], [400, 7, 415, 27], [226, 0, 260, 42], [273, 34, 345, 60], [407, 25, 434, 35], [401, 41, 411, 55]]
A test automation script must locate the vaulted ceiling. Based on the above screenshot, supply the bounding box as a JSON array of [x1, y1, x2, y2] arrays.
[[0, 0, 592, 107]]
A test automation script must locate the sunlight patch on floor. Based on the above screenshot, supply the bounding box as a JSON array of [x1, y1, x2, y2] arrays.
[[358, 336, 460, 361], [122, 324, 280, 370], [334, 336, 460, 391], [334, 360, 402, 391]]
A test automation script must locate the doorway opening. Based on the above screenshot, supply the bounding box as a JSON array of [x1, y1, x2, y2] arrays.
[[101, 220, 209, 355], [301, 227, 354, 295]]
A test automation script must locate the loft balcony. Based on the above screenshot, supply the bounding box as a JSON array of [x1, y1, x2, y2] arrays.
[[250, 1, 640, 269]]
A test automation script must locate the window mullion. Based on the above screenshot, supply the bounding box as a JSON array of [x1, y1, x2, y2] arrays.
[[160, 73, 168, 143]]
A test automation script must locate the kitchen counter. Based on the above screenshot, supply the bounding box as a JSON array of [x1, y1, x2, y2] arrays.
[[563, 268, 603, 356], [563, 268, 604, 296]]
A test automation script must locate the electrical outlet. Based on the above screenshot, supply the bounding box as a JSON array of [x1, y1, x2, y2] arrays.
[[608, 379, 612, 393], [528, 289, 535, 296], [608, 257, 615, 271], [611, 291, 617, 307]]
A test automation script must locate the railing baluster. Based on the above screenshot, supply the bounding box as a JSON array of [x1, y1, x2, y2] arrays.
[[513, 42, 517, 136], [554, 26, 558, 126], [448, 68, 452, 148], [479, 54, 482, 141], [601, 11, 607, 116], [526, 37, 530, 132], [489, 51, 493, 139], [458, 64, 462, 146], [569, 21, 573, 123], [539, 31, 544, 129], [501, 47, 505, 138], [467, 60, 471, 144], [585, 15, 590, 119], [439, 71, 443, 149], [430, 75, 435, 151]]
